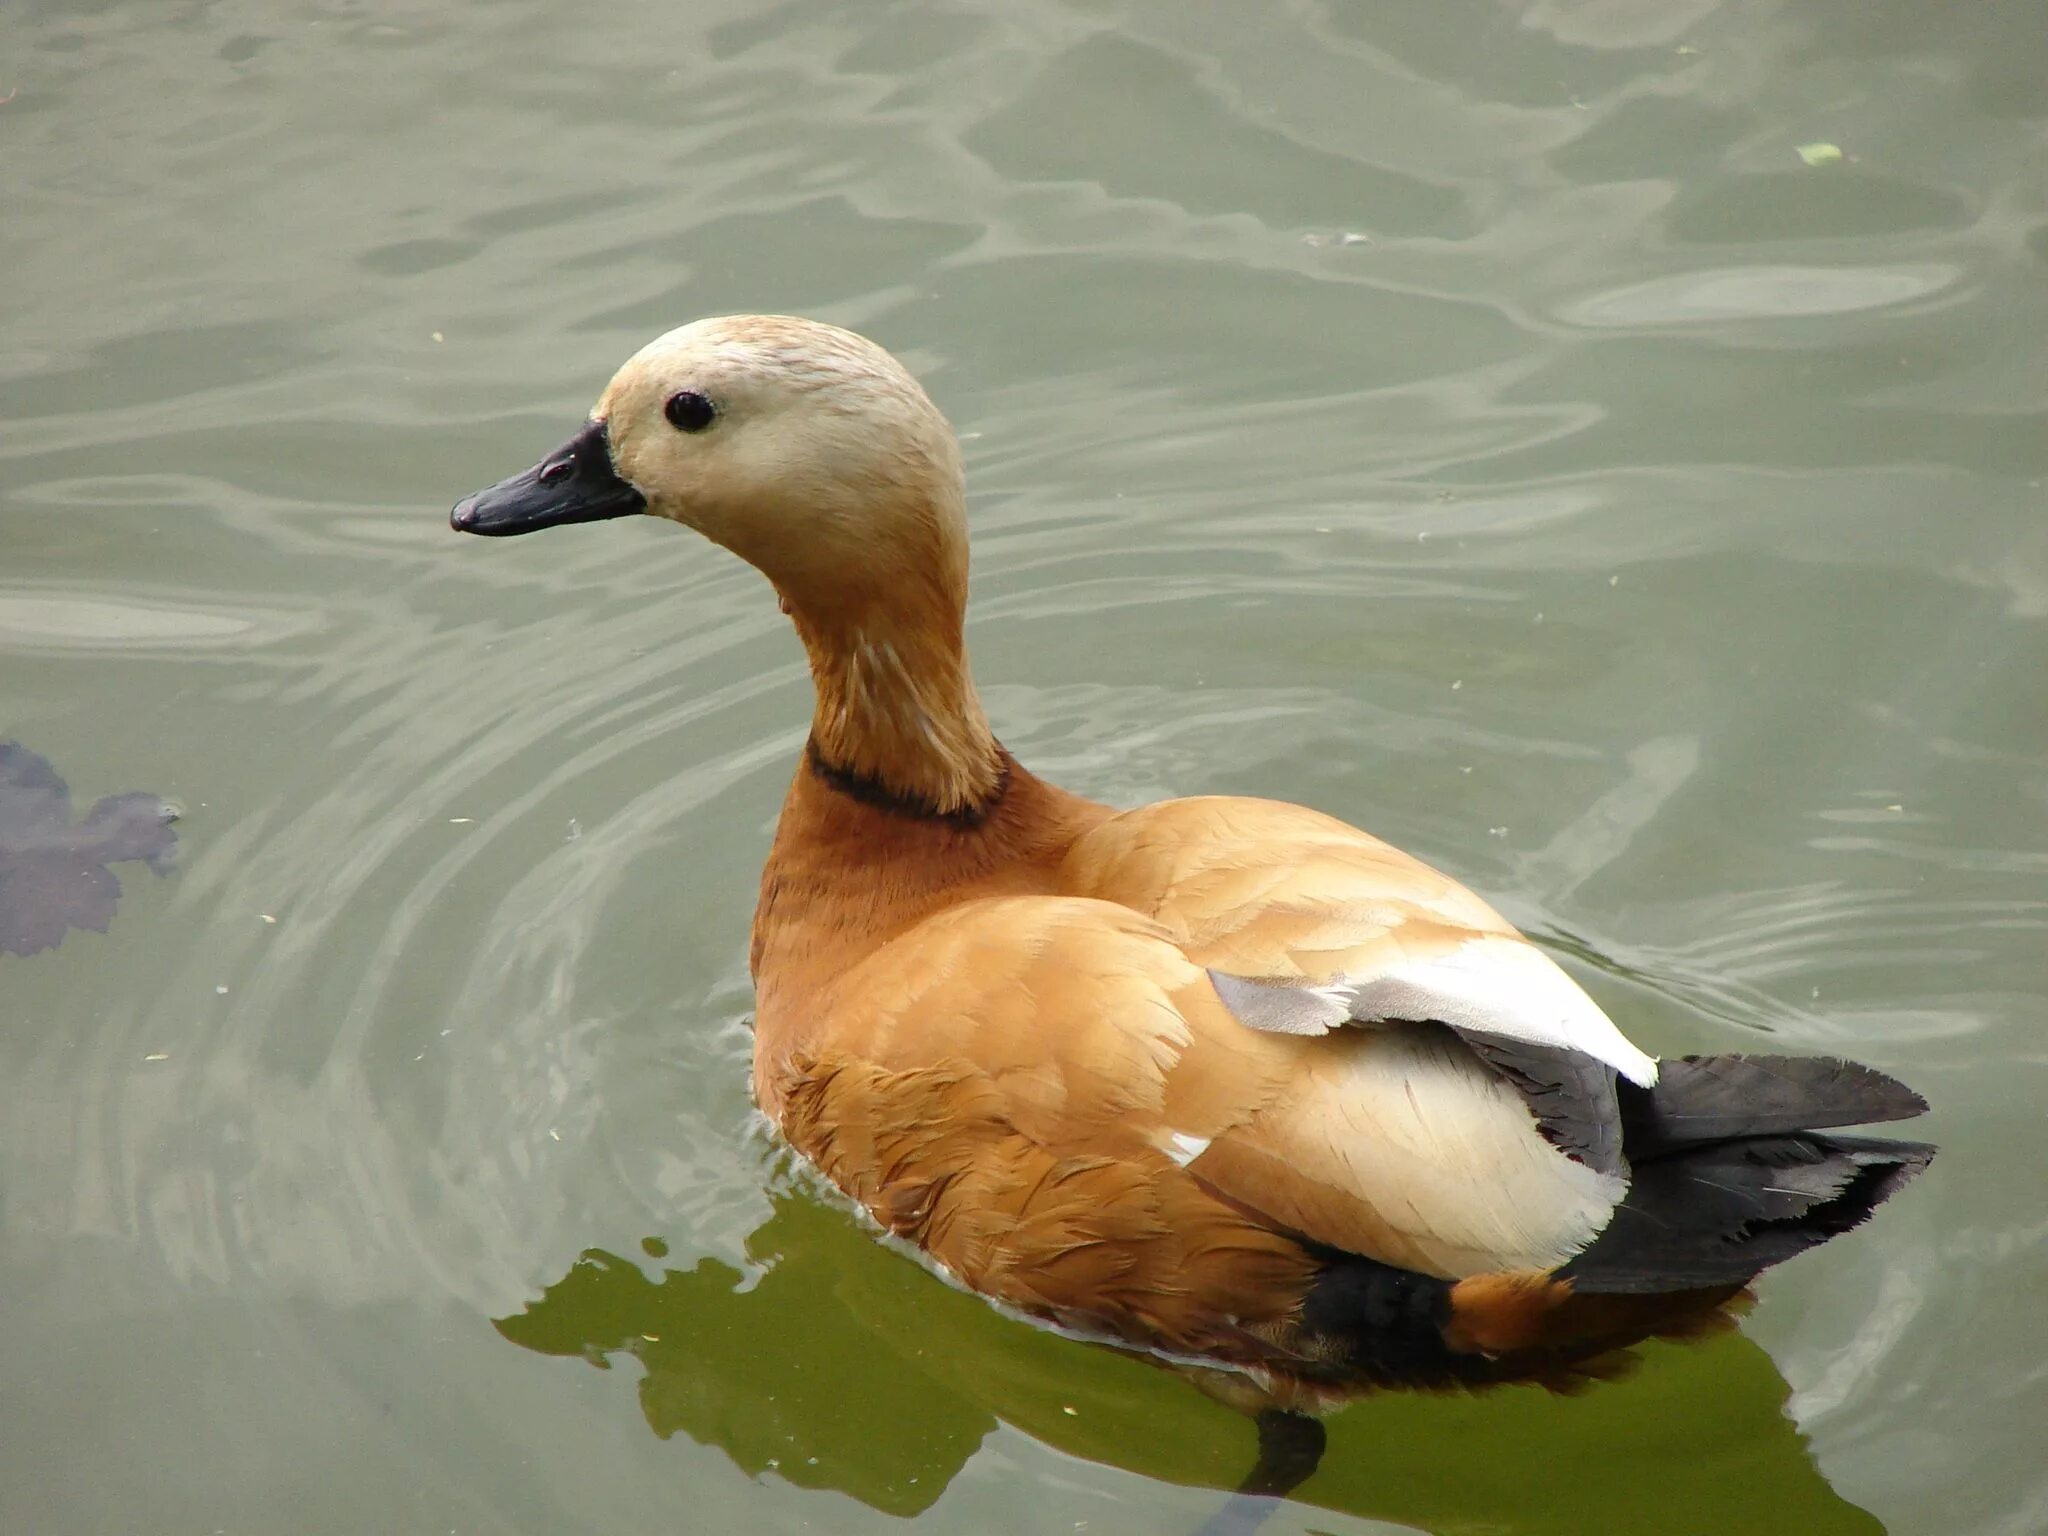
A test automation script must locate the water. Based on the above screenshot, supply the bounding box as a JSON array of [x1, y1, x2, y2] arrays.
[[5, 2, 2044, 1532]]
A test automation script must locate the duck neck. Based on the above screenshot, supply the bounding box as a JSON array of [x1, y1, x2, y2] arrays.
[[789, 591, 1003, 818]]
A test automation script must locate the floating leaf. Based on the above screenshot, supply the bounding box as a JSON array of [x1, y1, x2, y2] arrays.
[[0, 741, 176, 956], [1795, 141, 1844, 167]]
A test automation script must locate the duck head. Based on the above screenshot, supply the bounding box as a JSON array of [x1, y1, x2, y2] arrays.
[[453, 315, 966, 604], [452, 315, 999, 814]]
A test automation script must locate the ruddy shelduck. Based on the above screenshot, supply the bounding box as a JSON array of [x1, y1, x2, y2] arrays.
[[453, 316, 1930, 1444]]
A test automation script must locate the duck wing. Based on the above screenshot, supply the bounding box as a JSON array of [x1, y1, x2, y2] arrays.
[[1060, 796, 1648, 1203], [1060, 795, 1656, 1087]]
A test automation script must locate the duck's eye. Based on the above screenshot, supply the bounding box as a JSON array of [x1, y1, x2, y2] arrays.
[[664, 390, 717, 433]]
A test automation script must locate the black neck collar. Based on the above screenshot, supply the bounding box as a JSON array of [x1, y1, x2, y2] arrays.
[[804, 738, 1010, 830]]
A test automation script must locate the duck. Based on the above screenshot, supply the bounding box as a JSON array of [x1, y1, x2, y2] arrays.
[[452, 314, 1931, 1435]]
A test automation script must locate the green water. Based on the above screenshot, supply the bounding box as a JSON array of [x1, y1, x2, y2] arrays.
[[6, 3, 2044, 1533]]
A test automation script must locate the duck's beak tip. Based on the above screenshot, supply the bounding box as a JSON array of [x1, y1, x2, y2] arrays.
[[449, 419, 646, 538]]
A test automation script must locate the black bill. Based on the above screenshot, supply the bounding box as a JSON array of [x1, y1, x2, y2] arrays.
[[450, 418, 646, 536]]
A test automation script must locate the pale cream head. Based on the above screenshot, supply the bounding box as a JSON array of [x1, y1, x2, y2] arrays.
[[595, 315, 969, 625]]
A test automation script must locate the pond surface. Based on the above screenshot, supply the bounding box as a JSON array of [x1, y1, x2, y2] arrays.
[[6, 3, 2045, 1533]]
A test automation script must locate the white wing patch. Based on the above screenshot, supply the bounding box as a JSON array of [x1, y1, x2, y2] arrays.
[[1162, 1131, 1213, 1167], [1205, 970, 1351, 1036], [1210, 933, 1659, 1086]]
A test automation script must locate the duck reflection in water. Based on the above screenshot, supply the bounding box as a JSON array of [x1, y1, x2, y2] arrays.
[[495, 1191, 1898, 1536]]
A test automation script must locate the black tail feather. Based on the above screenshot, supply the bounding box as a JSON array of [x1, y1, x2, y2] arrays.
[[1620, 1053, 1926, 1155], [1559, 1050, 1932, 1295], [1561, 1130, 1933, 1294]]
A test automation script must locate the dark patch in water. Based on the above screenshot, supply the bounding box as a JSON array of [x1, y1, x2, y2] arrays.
[[0, 741, 176, 956]]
